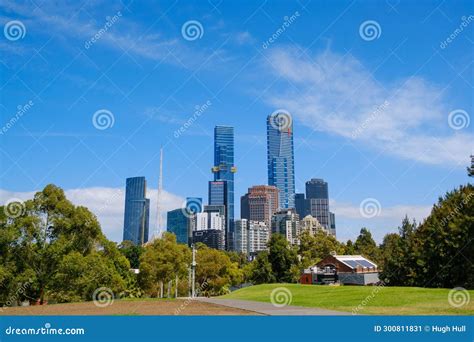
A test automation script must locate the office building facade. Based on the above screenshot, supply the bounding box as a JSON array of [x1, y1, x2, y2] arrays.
[[240, 185, 279, 228], [167, 208, 189, 244], [266, 111, 295, 209], [123, 177, 150, 245], [211, 126, 236, 250], [295, 193, 308, 219], [329, 212, 336, 236], [305, 178, 330, 230], [190, 205, 226, 250], [271, 208, 300, 245], [300, 214, 326, 236], [192, 229, 225, 250], [234, 219, 269, 255]]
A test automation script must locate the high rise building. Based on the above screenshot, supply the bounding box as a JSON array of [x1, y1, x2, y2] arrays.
[[305, 178, 330, 229], [194, 205, 226, 231], [305, 178, 329, 199], [329, 212, 336, 236], [208, 181, 227, 207], [191, 205, 225, 250], [300, 215, 326, 236], [271, 208, 300, 245], [266, 111, 295, 209], [211, 126, 236, 250], [234, 219, 269, 255], [123, 177, 150, 245], [234, 219, 248, 254], [247, 221, 270, 255], [240, 185, 279, 227], [192, 229, 225, 250], [167, 209, 189, 244], [294, 193, 308, 219]]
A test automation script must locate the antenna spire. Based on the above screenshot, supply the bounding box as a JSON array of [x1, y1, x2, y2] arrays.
[[153, 146, 164, 240]]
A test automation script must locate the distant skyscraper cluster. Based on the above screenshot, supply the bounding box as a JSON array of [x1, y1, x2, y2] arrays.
[[122, 110, 336, 253]]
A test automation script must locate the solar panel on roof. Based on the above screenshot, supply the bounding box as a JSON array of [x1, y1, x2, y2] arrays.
[[355, 259, 376, 268], [344, 260, 360, 268]]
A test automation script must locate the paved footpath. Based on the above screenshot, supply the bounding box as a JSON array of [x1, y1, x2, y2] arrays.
[[195, 298, 349, 316]]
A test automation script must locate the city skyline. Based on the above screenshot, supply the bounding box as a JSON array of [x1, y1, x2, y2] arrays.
[[1, 0, 472, 244]]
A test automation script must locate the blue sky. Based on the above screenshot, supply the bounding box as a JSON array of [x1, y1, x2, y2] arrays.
[[0, 0, 473, 243]]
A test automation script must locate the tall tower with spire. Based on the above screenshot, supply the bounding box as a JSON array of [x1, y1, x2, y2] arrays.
[[153, 147, 164, 240]]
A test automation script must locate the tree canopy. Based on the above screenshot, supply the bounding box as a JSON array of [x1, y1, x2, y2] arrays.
[[0, 184, 130, 305]]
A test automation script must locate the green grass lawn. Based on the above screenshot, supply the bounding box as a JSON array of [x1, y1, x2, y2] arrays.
[[221, 284, 474, 315]]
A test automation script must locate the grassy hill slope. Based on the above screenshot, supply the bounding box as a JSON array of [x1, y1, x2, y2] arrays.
[[221, 284, 474, 315]]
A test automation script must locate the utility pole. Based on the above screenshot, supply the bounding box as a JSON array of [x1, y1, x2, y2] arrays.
[[191, 244, 196, 298]]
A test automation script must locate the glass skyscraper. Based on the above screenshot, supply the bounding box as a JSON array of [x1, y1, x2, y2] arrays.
[[123, 176, 150, 245], [306, 178, 329, 199], [266, 111, 295, 209], [211, 126, 235, 250], [306, 178, 330, 230], [167, 208, 189, 245]]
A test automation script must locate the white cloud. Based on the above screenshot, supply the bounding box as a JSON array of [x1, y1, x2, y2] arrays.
[[0, 187, 184, 243], [265, 47, 474, 165], [330, 199, 432, 243], [234, 31, 255, 45], [0, 1, 215, 68]]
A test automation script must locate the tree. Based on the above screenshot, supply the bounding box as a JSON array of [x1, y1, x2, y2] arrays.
[[0, 184, 130, 305], [344, 239, 356, 255], [50, 251, 128, 303], [119, 240, 144, 269], [354, 228, 381, 263], [195, 244, 242, 296], [379, 232, 404, 285], [298, 230, 344, 268], [380, 185, 474, 289], [267, 234, 299, 283], [225, 251, 248, 268], [246, 251, 275, 284], [413, 184, 474, 288], [138, 232, 191, 297]]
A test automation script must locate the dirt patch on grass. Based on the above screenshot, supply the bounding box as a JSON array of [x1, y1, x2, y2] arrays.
[[0, 299, 260, 316]]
